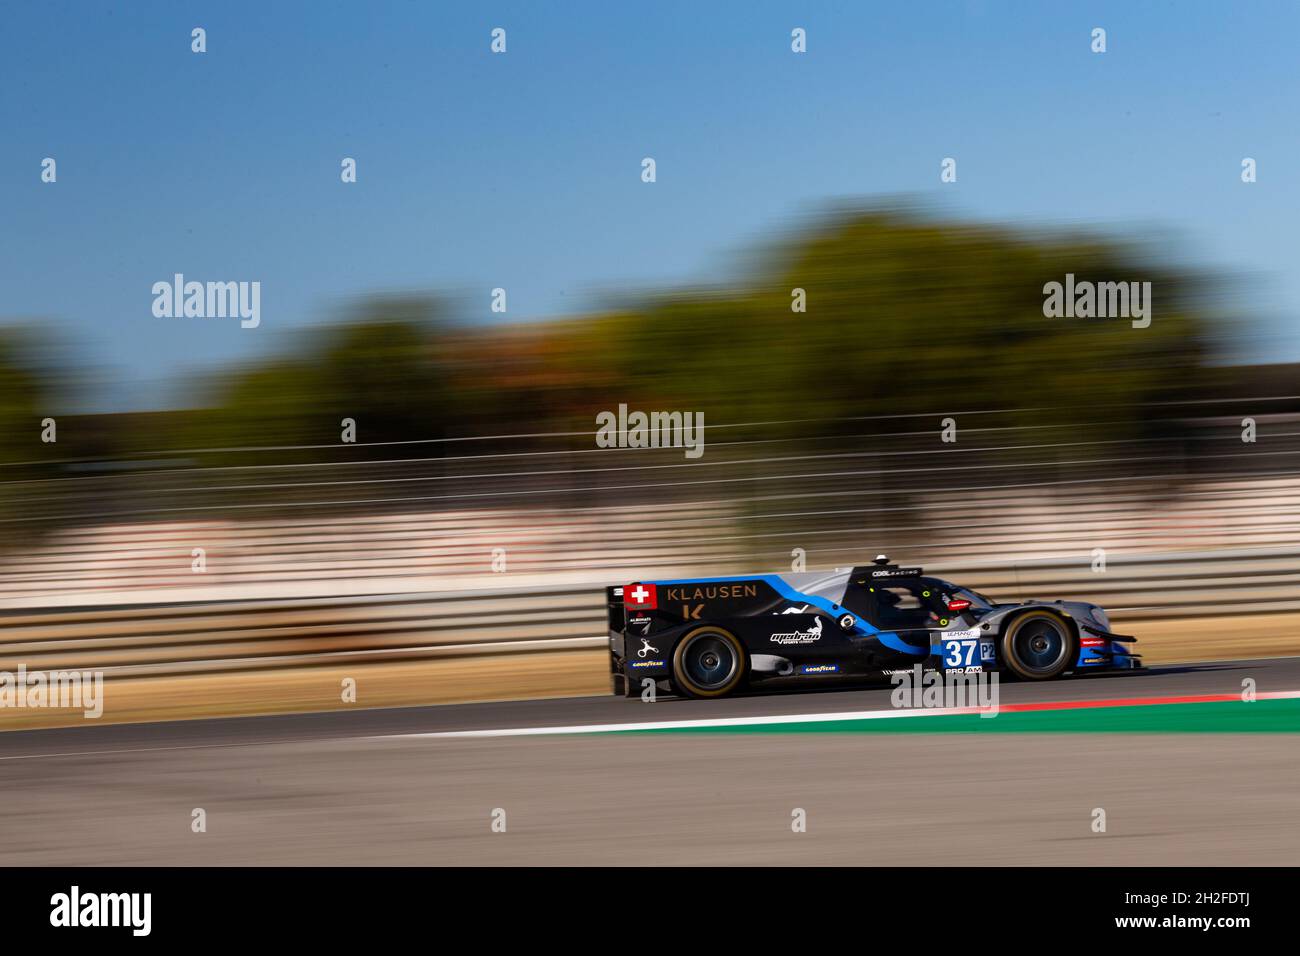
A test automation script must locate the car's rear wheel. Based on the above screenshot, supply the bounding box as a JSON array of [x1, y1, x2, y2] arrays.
[[1000, 610, 1075, 680], [672, 626, 746, 698]]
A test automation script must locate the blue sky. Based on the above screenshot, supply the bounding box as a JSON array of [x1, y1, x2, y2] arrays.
[[3, 1, 1297, 410]]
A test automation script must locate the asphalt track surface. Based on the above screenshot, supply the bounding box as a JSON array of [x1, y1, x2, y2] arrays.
[[1, 657, 1297, 864]]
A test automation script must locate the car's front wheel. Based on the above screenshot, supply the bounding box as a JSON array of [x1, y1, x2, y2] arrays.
[[672, 626, 746, 698], [1000, 610, 1075, 680]]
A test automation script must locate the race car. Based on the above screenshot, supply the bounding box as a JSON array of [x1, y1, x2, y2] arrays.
[[605, 556, 1139, 698]]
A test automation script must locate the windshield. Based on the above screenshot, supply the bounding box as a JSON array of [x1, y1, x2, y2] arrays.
[[943, 583, 997, 608]]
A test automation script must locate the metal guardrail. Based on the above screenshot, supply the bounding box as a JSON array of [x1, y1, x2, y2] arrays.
[[0, 585, 605, 679], [2, 546, 1297, 680]]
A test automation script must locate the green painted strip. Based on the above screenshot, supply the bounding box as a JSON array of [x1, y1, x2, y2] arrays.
[[621, 698, 1300, 734]]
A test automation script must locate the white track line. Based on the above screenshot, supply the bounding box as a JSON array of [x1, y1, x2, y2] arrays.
[[389, 688, 1300, 740], [392, 705, 992, 739]]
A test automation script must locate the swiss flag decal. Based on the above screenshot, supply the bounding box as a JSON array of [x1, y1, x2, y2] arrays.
[[625, 582, 657, 609]]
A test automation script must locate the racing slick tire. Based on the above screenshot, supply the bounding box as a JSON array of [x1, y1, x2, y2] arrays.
[[999, 609, 1076, 681], [672, 626, 746, 699]]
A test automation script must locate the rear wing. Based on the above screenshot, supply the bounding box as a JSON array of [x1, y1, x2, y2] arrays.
[[605, 585, 634, 696], [605, 585, 626, 638]]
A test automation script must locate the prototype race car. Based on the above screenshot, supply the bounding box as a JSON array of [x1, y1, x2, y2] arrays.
[[606, 556, 1139, 698]]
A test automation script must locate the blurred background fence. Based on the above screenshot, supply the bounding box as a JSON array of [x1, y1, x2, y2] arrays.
[[2, 401, 1299, 681]]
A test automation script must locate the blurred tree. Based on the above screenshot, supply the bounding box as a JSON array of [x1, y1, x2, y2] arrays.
[[189, 296, 450, 462], [0, 328, 64, 534], [549, 207, 1211, 453], [173, 210, 1214, 460], [0, 332, 47, 465], [0, 206, 1233, 532]]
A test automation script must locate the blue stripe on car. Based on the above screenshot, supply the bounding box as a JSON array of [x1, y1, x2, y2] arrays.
[[647, 574, 929, 656]]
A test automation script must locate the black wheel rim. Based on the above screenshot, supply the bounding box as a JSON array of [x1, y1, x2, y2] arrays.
[[683, 634, 738, 689], [1012, 619, 1068, 674]]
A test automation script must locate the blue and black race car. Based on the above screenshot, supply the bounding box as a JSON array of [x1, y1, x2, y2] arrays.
[[605, 556, 1139, 698]]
